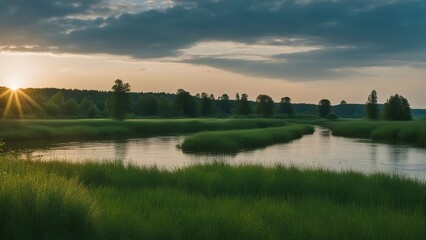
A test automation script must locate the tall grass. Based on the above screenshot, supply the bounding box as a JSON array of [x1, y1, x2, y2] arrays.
[[0, 157, 97, 239], [332, 121, 426, 147], [0, 119, 290, 141], [181, 124, 314, 153], [1, 157, 426, 239]]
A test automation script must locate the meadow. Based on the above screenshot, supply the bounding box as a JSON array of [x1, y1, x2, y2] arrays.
[[0, 118, 293, 141], [331, 120, 426, 147], [0, 156, 425, 240], [181, 124, 314, 153]]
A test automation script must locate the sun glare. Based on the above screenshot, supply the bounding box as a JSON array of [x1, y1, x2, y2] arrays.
[[9, 83, 20, 91], [0, 82, 43, 119]]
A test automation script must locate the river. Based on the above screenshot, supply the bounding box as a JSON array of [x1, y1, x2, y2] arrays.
[[9, 127, 426, 180]]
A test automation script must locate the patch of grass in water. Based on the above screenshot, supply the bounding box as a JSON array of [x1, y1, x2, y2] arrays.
[[181, 124, 315, 153]]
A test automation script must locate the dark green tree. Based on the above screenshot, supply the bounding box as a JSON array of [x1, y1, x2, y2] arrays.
[[134, 95, 159, 116], [200, 93, 215, 116], [157, 97, 173, 117], [235, 93, 252, 115], [63, 99, 80, 116], [43, 101, 60, 117], [80, 98, 99, 117], [218, 94, 232, 115], [383, 94, 412, 121], [49, 92, 65, 107], [279, 96, 294, 115], [80, 98, 94, 113], [318, 99, 331, 117], [255, 94, 274, 117], [174, 89, 197, 117], [365, 90, 379, 119], [109, 79, 131, 120], [87, 105, 100, 118]]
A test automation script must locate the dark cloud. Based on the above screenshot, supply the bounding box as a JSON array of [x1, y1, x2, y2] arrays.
[[1, 0, 425, 80]]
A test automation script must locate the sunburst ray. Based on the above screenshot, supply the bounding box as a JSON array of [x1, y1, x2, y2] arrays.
[[13, 91, 23, 119], [3, 91, 15, 119]]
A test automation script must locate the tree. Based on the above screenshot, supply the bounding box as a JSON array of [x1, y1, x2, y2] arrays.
[[87, 105, 100, 118], [157, 97, 173, 117], [49, 92, 65, 107], [235, 93, 252, 115], [80, 98, 99, 117], [200, 93, 215, 116], [383, 94, 412, 121], [43, 101, 60, 117], [256, 94, 274, 117], [174, 89, 197, 117], [134, 95, 158, 116], [109, 79, 131, 120], [365, 90, 379, 119], [218, 94, 232, 115], [63, 99, 80, 116], [318, 99, 331, 117], [279, 97, 294, 115]]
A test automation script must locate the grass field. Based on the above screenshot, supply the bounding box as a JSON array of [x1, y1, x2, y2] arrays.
[[1, 156, 425, 240], [331, 121, 426, 147], [0, 119, 295, 141], [181, 124, 314, 153]]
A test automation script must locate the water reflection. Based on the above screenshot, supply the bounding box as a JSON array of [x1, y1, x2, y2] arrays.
[[6, 127, 426, 180], [113, 139, 129, 162]]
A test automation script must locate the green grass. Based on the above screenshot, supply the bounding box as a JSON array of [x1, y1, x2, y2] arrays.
[[181, 124, 315, 153], [0, 162, 97, 239], [0, 119, 292, 141], [331, 120, 426, 147], [1, 156, 425, 239]]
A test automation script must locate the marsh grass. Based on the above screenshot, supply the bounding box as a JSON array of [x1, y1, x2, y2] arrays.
[[0, 119, 291, 141], [0, 157, 97, 239], [181, 124, 315, 153], [1, 156, 425, 239], [332, 121, 426, 147]]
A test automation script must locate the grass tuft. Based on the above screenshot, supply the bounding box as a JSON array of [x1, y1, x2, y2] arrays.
[[0, 161, 97, 239]]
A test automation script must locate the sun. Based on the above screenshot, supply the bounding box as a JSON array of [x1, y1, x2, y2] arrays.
[[0, 81, 42, 119], [9, 83, 20, 91]]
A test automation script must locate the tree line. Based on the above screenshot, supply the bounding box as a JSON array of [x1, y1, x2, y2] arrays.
[[0, 80, 416, 120], [364, 90, 412, 121]]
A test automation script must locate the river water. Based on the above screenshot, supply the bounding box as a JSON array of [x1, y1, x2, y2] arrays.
[[13, 127, 426, 180]]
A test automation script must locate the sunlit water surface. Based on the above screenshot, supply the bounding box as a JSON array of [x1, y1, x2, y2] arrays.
[[12, 128, 426, 180]]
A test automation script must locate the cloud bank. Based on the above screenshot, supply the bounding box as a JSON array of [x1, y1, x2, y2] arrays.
[[1, 0, 425, 80]]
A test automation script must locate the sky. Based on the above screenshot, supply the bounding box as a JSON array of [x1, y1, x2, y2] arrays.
[[0, 0, 425, 107]]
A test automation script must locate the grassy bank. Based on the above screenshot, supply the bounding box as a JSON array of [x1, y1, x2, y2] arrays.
[[0, 119, 293, 142], [331, 121, 426, 147], [181, 124, 315, 153], [1, 156, 425, 239]]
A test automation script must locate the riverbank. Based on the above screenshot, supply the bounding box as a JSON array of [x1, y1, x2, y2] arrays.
[[181, 124, 314, 153], [331, 121, 426, 147], [0, 119, 296, 141], [1, 156, 425, 239]]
